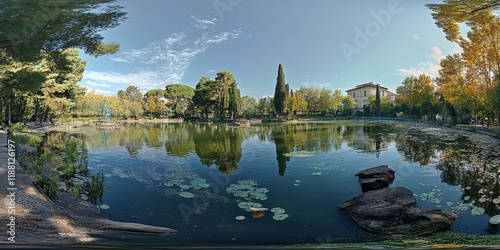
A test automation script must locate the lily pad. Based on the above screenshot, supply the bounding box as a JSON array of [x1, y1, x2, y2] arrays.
[[100, 204, 110, 209], [163, 181, 174, 187], [235, 215, 245, 221], [272, 213, 289, 221], [479, 198, 487, 203], [118, 173, 130, 178], [104, 173, 112, 178], [271, 207, 286, 214], [471, 207, 485, 216], [489, 215, 500, 225], [238, 202, 252, 209], [179, 185, 190, 190], [493, 198, 500, 204], [464, 196, 470, 201], [179, 192, 195, 198]]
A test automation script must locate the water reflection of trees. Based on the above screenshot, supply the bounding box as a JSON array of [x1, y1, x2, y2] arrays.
[[436, 145, 500, 229], [394, 126, 500, 233], [39, 132, 103, 203], [193, 125, 243, 174], [394, 129, 443, 166], [165, 123, 195, 157], [256, 123, 393, 175]]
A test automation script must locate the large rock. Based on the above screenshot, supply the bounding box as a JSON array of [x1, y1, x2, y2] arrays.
[[355, 165, 395, 192], [339, 187, 454, 235]]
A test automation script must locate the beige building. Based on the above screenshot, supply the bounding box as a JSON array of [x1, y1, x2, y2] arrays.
[[346, 82, 395, 110]]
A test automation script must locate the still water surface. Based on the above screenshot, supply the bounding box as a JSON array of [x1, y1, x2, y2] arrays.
[[45, 121, 500, 246]]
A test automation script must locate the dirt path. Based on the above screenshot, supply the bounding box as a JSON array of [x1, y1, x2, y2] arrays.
[[0, 131, 176, 246]]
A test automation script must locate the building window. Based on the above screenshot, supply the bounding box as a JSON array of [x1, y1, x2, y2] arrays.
[[364, 91, 366, 97], [353, 93, 355, 98], [382, 91, 385, 96]]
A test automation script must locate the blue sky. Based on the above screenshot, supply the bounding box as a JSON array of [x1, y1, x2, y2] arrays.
[[80, 0, 461, 98]]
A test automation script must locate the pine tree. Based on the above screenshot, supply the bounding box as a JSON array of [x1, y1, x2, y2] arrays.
[[273, 64, 287, 116]]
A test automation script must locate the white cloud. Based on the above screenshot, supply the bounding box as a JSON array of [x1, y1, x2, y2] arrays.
[[191, 15, 217, 29], [397, 46, 445, 78], [82, 71, 167, 94], [85, 17, 243, 94], [302, 81, 332, 88]]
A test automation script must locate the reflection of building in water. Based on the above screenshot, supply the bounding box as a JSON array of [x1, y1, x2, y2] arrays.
[[346, 125, 390, 155], [346, 82, 397, 111]]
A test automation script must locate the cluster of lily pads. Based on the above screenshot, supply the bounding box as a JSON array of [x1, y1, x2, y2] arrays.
[[163, 177, 211, 199], [294, 180, 301, 187], [227, 179, 290, 221], [226, 179, 269, 201], [413, 188, 444, 205], [270, 207, 289, 221], [304, 162, 341, 171], [415, 183, 498, 218]]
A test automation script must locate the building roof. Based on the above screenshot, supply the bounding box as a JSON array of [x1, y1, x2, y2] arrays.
[[346, 82, 389, 92]]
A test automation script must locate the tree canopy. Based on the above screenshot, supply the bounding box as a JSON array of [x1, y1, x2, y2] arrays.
[[0, 0, 126, 62], [427, 0, 500, 42]]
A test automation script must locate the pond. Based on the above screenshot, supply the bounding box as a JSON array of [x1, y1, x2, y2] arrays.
[[42, 121, 500, 246]]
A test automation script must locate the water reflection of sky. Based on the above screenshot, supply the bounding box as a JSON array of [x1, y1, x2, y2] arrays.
[[53, 122, 500, 245]]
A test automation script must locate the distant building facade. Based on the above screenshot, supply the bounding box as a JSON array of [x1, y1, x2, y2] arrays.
[[346, 82, 396, 110]]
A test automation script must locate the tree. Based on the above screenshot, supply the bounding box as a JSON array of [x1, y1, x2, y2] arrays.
[[36, 49, 87, 120], [228, 85, 241, 119], [395, 75, 435, 111], [193, 77, 216, 119], [375, 84, 381, 116], [427, 0, 500, 42], [487, 74, 500, 123], [144, 89, 165, 117], [117, 85, 143, 118], [297, 87, 320, 115], [241, 96, 257, 118], [291, 91, 307, 115], [164, 84, 194, 117], [0, 0, 126, 62], [0, 50, 45, 124], [341, 95, 355, 116], [273, 64, 287, 116], [258, 96, 273, 118]]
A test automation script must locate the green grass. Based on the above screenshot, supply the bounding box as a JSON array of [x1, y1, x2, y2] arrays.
[[293, 231, 500, 249]]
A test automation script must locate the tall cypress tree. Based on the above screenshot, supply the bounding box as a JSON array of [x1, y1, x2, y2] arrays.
[[273, 64, 287, 116], [375, 84, 381, 116]]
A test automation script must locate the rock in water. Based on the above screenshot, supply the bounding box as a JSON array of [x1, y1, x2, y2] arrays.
[[355, 165, 395, 192], [339, 187, 454, 235]]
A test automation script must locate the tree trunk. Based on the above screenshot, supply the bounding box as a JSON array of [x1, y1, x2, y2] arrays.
[[42, 107, 50, 124], [34, 99, 39, 123], [7, 98, 11, 125], [18, 97, 24, 123]]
